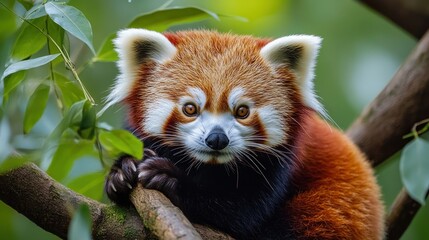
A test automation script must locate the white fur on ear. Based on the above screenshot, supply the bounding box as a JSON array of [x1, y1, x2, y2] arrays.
[[102, 29, 177, 113], [260, 35, 325, 116]]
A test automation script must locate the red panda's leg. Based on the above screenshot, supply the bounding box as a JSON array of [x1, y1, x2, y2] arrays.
[[136, 156, 184, 206], [105, 155, 183, 206]]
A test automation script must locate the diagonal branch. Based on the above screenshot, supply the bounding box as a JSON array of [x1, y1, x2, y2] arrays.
[[346, 29, 429, 167], [357, 0, 429, 38], [0, 162, 231, 239], [129, 186, 203, 239], [129, 186, 234, 239], [0, 163, 146, 239], [385, 188, 428, 240]]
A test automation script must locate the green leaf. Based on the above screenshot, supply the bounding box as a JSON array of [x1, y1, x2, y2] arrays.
[[1, 54, 60, 82], [93, 33, 116, 62], [400, 137, 429, 205], [67, 171, 104, 200], [48, 100, 86, 140], [78, 101, 96, 139], [12, 17, 47, 60], [99, 129, 143, 159], [41, 100, 86, 165], [68, 204, 92, 240], [47, 18, 67, 66], [45, 2, 95, 54], [129, 7, 219, 30], [422, 131, 429, 141], [17, 0, 35, 9], [24, 4, 47, 19], [0, 118, 12, 162], [54, 73, 84, 108], [0, 155, 28, 174], [47, 138, 95, 182], [94, 7, 219, 62], [23, 83, 50, 134], [217, 13, 248, 23], [0, 2, 19, 40], [3, 71, 26, 104]]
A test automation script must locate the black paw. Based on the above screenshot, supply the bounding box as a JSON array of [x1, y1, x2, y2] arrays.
[[105, 156, 139, 205], [137, 157, 183, 205]]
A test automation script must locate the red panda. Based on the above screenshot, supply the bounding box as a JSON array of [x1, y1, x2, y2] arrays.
[[104, 29, 385, 239]]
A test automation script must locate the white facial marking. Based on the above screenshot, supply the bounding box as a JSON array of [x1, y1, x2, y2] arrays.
[[185, 87, 207, 108], [175, 87, 287, 164], [228, 87, 245, 110], [258, 105, 285, 146], [178, 111, 252, 164], [143, 99, 175, 134]]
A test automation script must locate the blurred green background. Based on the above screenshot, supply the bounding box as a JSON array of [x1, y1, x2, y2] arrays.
[[0, 0, 427, 239]]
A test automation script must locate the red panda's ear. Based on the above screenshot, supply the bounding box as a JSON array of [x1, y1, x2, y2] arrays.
[[260, 35, 325, 115], [102, 29, 177, 112]]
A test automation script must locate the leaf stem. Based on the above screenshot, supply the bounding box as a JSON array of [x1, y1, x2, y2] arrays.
[[45, 18, 64, 114], [411, 118, 429, 138], [0, 2, 95, 106]]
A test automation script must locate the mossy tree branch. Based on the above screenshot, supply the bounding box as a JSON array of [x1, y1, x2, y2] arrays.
[[0, 163, 146, 239], [130, 186, 233, 239], [0, 163, 232, 239]]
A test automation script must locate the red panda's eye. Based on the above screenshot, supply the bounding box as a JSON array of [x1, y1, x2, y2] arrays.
[[235, 105, 250, 119], [183, 103, 198, 117]]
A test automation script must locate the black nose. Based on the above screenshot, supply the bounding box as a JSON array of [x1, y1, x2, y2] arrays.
[[205, 127, 229, 150]]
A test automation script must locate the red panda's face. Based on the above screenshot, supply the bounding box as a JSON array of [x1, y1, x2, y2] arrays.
[[106, 29, 323, 164], [142, 84, 288, 164]]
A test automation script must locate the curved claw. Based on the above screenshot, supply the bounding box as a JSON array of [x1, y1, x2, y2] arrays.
[[105, 156, 139, 205]]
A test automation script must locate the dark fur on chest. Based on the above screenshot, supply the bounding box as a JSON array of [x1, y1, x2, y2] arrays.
[[141, 135, 297, 239]]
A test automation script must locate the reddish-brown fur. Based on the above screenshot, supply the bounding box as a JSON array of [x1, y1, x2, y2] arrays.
[[123, 30, 384, 238], [286, 112, 384, 239], [126, 31, 297, 141]]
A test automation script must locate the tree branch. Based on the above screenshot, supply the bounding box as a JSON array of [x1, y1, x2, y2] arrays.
[[385, 188, 427, 240], [130, 187, 233, 239], [130, 186, 202, 239], [346, 29, 429, 167], [357, 0, 429, 38], [0, 163, 147, 239], [1, 3, 429, 239], [0, 162, 231, 239], [2, 30, 429, 240]]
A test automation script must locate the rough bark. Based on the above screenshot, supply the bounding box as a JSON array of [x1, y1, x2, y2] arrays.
[[129, 186, 202, 240], [385, 188, 426, 240], [0, 162, 232, 239], [346, 29, 429, 167], [129, 187, 233, 239], [0, 163, 146, 239], [358, 0, 429, 38]]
